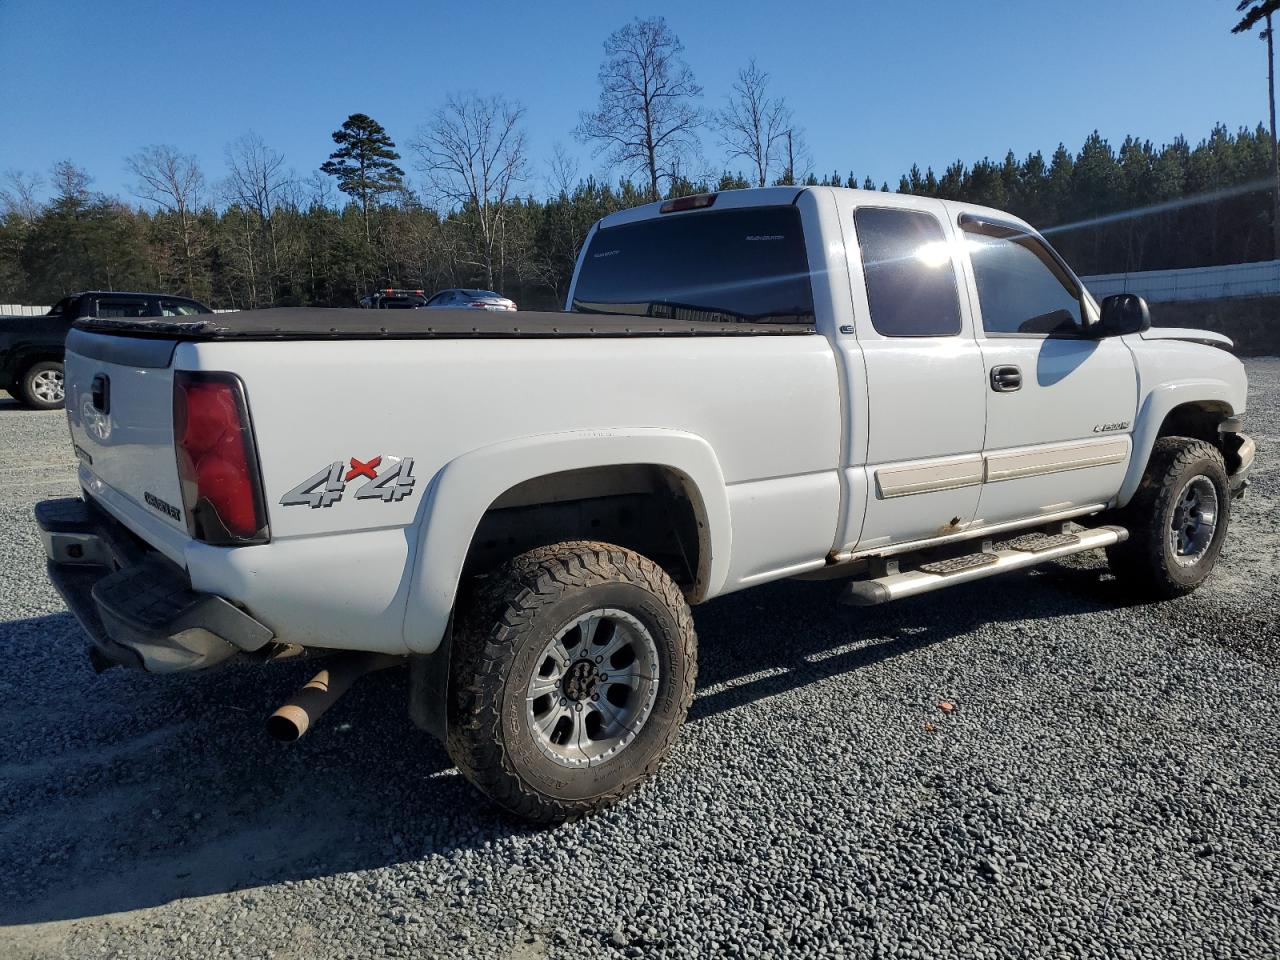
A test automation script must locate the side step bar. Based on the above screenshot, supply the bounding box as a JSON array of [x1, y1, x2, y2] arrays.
[[840, 525, 1128, 606]]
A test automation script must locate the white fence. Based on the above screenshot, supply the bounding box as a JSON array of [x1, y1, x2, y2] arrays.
[[1082, 260, 1280, 303], [2, 304, 238, 316]]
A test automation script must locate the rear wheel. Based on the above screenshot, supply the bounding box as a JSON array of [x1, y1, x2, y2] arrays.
[[1106, 436, 1229, 599], [18, 361, 65, 410], [447, 541, 697, 823]]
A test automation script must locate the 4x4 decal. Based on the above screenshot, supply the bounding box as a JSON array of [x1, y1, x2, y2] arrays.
[[280, 455, 416, 509]]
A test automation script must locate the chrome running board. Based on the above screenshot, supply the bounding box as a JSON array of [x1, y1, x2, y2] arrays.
[[839, 525, 1128, 606]]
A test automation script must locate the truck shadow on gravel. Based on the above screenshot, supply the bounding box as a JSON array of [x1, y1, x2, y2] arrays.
[[0, 561, 1130, 925]]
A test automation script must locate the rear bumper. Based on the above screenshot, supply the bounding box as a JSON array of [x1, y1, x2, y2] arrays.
[[35, 497, 274, 672]]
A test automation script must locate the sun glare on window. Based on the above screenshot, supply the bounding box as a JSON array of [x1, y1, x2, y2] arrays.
[[915, 241, 952, 269]]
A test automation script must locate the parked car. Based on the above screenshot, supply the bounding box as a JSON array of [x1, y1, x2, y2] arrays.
[[37, 187, 1251, 823], [423, 288, 516, 311], [358, 288, 430, 309], [0, 291, 211, 409]]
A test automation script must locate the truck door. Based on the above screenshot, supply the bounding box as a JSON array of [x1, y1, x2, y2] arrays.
[[837, 197, 987, 550], [948, 209, 1138, 526]]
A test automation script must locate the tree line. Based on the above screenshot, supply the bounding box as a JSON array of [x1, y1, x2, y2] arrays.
[[0, 16, 1274, 310]]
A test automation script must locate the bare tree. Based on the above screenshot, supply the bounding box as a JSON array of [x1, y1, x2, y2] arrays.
[[777, 126, 813, 186], [50, 160, 92, 203], [575, 17, 703, 200], [303, 169, 337, 211], [0, 169, 46, 219], [413, 93, 527, 291], [714, 60, 794, 188], [127, 145, 206, 294], [222, 132, 292, 303], [224, 132, 288, 223], [545, 142, 581, 197]]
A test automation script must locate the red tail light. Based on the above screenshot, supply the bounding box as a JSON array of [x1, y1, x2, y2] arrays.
[[173, 372, 269, 545]]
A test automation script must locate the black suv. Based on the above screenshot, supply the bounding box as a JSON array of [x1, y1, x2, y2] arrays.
[[0, 291, 212, 410]]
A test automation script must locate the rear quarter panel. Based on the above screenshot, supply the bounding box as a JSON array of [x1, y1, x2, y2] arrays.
[[180, 335, 841, 653]]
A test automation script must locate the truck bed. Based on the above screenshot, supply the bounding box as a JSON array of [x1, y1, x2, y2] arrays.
[[74, 307, 816, 341]]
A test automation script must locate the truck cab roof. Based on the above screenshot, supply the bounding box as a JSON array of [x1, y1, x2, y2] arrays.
[[597, 185, 1037, 236]]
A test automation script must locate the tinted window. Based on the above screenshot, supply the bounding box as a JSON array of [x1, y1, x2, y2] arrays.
[[160, 299, 203, 317], [94, 297, 152, 319], [572, 206, 813, 324], [854, 207, 962, 337], [962, 220, 1083, 336], [48, 296, 77, 317]]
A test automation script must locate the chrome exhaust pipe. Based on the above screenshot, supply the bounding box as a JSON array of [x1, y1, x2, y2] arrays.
[[267, 652, 401, 742]]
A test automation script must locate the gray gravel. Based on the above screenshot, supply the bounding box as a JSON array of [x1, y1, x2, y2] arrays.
[[1, 362, 1278, 960]]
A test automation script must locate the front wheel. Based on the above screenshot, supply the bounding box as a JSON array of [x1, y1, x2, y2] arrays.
[[447, 541, 697, 823], [1106, 436, 1230, 599], [18, 361, 65, 410]]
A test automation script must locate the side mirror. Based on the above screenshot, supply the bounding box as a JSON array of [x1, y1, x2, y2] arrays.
[[1096, 293, 1151, 337]]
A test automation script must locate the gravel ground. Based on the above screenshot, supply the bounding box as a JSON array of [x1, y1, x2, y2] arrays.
[[1, 362, 1278, 960]]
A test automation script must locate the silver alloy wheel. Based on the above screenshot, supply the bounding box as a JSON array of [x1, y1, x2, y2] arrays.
[[1169, 475, 1218, 565], [31, 368, 64, 404], [525, 608, 660, 768]]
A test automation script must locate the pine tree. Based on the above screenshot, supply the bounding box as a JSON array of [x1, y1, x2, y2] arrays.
[[320, 114, 405, 242]]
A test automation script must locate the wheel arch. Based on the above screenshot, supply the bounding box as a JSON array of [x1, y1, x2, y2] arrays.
[[401, 429, 732, 656], [1118, 380, 1240, 507], [10, 348, 65, 383]]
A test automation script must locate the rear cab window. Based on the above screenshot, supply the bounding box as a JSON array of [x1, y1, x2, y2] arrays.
[[571, 205, 814, 326], [160, 299, 208, 317], [92, 297, 155, 319], [853, 207, 963, 337]]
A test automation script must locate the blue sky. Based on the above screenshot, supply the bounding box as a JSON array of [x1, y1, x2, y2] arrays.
[[0, 0, 1267, 203]]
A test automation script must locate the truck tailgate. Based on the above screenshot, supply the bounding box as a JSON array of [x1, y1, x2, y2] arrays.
[[64, 330, 188, 548]]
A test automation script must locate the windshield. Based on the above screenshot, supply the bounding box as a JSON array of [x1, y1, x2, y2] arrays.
[[47, 296, 78, 317], [571, 205, 814, 324]]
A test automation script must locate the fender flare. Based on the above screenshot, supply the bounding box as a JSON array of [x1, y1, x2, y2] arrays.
[[400, 428, 732, 654], [1117, 379, 1239, 506]]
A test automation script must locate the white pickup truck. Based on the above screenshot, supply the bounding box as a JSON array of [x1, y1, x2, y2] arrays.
[[37, 186, 1253, 823]]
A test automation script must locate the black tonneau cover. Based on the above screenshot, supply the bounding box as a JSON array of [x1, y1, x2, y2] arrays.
[[74, 307, 815, 341]]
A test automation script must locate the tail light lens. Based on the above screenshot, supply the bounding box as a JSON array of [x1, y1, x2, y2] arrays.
[[173, 372, 269, 545]]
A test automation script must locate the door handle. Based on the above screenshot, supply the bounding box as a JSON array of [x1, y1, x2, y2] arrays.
[[990, 364, 1022, 392]]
